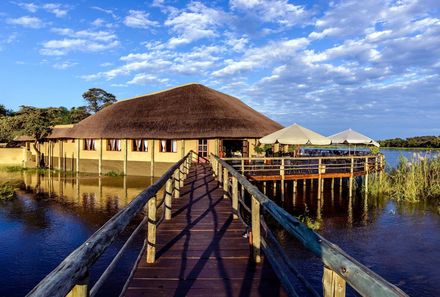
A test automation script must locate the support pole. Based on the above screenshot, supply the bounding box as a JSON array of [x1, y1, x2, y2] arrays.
[[66, 274, 89, 297], [164, 178, 173, 220], [98, 139, 103, 176], [251, 195, 261, 263], [58, 140, 63, 171], [280, 159, 285, 202], [123, 139, 128, 176], [223, 167, 228, 199], [76, 139, 81, 174], [174, 168, 180, 198], [146, 196, 157, 263], [349, 158, 354, 196], [364, 156, 369, 193], [150, 140, 155, 177], [232, 176, 238, 219]]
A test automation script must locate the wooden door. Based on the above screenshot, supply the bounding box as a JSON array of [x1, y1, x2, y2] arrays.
[[198, 139, 208, 162]]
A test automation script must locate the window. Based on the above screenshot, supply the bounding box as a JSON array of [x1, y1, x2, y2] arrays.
[[132, 139, 148, 152], [107, 139, 121, 151], [198, 139, 208, 158], [83, 139, 96, 151], [160, 140, 177, 153]]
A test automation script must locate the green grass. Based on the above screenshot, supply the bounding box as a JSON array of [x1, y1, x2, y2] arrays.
[[104, 170, 124, 176], [0, 180, 23, 200], [369, 155, 440, 202]]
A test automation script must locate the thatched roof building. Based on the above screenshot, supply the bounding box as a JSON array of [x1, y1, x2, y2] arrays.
[[68, 83, 282, 139]]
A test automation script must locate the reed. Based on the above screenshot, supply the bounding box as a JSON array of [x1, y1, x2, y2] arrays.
[[0, 180, 23, 200], [369, 154, 440, 202]]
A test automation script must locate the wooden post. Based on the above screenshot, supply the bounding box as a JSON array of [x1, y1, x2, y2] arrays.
[[241, 159, 244, 174], [66, 275, 89, 297], [323, 266, 346, 297], [349, 158, 354, 195], [58, 140, 63, 171], [280, 159, 285, 201], [318, 158, 322, 194], [251, 195, 261, 263], [263, 181, 267, 195], [150, 140, 155, 177], [48, 140, 52, 169], [232, 176, 238, 219], [179, 164, 184, 188], [273, 181, 277, 197], [223, 167, 228, 199], [123, 139, 128, 176], [98, 139, 103, 176], [364, 157, 369, 193], [146, 196, 157, 263], [165, 178, 173, 220], [293, 180, 297, 207], [174, 168, 180, 198], [218, 163, 223, 186], [331, 178, 335, 191], [76, 139, 81, 173]]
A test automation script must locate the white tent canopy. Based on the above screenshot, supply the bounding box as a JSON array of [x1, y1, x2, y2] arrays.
[[259, 123, 331, 145], [328, 128, 380, 147]]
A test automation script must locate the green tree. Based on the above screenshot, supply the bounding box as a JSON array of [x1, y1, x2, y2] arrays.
[[15, 106, 54, 167], [0, 104, 13, 116], [69, 106, 90, 123], [0, 117, 16, 143], [82, 88, 116, 113]]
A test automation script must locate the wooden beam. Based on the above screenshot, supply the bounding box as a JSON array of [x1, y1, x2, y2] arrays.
[[76, 139, 80, 174], [98, 139, 103, 176], [223, 167, 228, 199], [123, 139, 128, 176], [150, 140, 155, 177]]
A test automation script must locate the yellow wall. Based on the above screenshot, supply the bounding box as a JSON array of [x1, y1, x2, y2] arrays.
[[0, 148, 24, 165]]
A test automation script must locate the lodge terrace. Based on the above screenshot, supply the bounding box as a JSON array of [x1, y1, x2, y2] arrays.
[[18, 83, 282, 176]]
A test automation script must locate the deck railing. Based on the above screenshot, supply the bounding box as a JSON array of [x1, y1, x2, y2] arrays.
[[26, 151, 197, 297], [222, 154, 384, 178], [211, 154, 407, 297]]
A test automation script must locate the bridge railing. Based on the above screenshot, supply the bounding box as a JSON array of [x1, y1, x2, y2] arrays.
[[221, 154, 384, 178], [211, 154, 407, 297], [26, 151, 197, 297]]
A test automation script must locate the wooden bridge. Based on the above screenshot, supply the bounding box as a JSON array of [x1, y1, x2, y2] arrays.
[[27, 151, 407, 297]]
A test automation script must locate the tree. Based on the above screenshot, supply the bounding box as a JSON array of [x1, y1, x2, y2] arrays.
[[15, 106, 54, 168], [69, 106, 90, 123], [0, 104, 13, 117], [82, 88, 116, 113]]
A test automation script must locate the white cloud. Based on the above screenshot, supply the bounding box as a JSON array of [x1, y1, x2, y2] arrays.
[[127, 73, 169, 85], [40, 28, 119, 55], [17, 2, 70, 17], [53, 61, 77, 69], [230, 0, 309, 27], [124, 10, 158, 29], [91, 6, 119, 20], [6, 16, 44, 28], [165, 2, 229, 46]]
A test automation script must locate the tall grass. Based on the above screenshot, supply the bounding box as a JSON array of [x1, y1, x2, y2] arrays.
[[369, 154, 440, 202]]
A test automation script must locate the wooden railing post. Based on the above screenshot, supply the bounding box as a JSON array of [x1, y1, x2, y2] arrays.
[[232, 176, 238, 219], [280, 159, 285, 201], [251, 195, 261, 263], [66, 274, 89, 297], [146, 196, 157, 264], [323, 266, 346, 297], [218, 162, 223, 186], [241, 159, 244, 174], [223, 167, 228, 199], [164, 178, 173, 220], [179, 163, 184, 188], [349, 158, 354, 195], [174, 168, 180, 198], [364, 157, 369, 192]]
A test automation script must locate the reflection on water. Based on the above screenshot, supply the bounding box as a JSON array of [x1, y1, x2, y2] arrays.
[[0, 171, 155, 297], [262, 179, 440, 296]]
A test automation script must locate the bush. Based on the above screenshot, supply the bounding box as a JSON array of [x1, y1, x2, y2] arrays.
[[0, 180, 23, 200]]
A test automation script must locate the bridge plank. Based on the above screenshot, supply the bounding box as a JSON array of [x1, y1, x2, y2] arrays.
[[124, 164, 286, 297]]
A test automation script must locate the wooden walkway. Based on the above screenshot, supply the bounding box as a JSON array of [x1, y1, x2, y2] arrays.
[[124, 164, 286, 297]]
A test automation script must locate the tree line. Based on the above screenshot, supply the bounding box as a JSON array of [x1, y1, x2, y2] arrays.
[[0, 88, 116, 166], [378, 136, 440, 148]]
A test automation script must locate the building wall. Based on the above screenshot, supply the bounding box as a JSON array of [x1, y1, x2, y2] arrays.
[[7, 137, 259, 176], [0, 148, 24, 166]]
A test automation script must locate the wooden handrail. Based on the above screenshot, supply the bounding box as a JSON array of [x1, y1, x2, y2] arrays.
[[26, 151, 196, 297], [222, 154, 382, 161], [211, 154, 408, 297]]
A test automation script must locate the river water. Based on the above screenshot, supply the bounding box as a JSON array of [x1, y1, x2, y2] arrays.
[[0, 149, 439, 296]]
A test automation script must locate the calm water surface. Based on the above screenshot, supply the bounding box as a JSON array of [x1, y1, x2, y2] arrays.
[[0, 149, 439, 296]]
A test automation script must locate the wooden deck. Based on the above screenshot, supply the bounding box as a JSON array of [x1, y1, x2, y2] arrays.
[[124, 164, 286, 297]]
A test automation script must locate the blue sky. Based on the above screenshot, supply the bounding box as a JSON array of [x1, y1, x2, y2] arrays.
[[0, 0, 439, 139]]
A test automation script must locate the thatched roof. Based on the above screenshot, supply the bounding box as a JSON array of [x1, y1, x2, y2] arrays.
[[46, 124, 75, 139], [69, 83, 282, 139]]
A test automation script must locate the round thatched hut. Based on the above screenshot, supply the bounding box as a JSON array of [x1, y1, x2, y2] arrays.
[[22, 83, 282, 176]]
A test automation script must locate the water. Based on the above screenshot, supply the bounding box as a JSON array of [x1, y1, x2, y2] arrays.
[[0, 148, 439, 296], [0, 171, 154, 297]]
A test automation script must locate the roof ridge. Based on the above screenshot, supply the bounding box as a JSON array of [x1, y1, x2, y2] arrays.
[[116, 82, 201, 104]]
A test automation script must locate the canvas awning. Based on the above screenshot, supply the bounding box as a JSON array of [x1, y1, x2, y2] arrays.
[[259, 123, 331, 145], [328, 128, 380, 147]]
